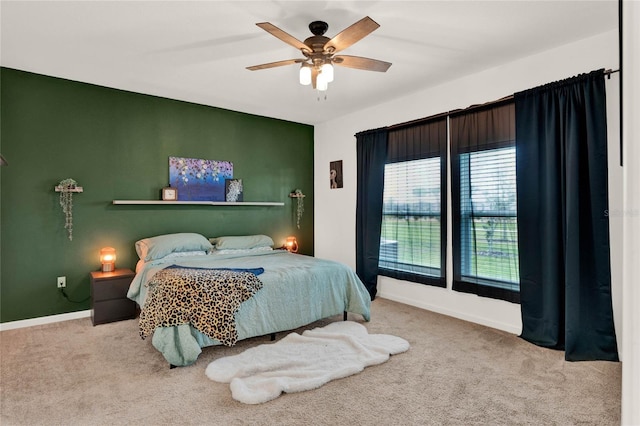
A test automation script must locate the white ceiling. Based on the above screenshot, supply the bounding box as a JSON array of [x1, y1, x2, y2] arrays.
[[1, 0, 617, 125]]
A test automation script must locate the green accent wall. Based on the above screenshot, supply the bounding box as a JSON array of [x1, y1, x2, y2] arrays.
[[0, 67, 314, 323]]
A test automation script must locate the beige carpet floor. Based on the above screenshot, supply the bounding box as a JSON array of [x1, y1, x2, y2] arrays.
[[0, 298, 621, 425]]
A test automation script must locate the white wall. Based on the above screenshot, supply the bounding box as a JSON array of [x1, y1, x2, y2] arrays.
[[314, 30, 622, 341], [621, 1, 640, 423]]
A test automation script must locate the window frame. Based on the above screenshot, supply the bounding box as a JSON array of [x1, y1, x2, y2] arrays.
[[377, 118, 447, 288], [450, 100, 520, 303], [457, 147, 519, 296]]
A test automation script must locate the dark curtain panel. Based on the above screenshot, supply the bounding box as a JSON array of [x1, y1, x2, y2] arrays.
[[450, 101, 520, 302], [515, 69, 618, 361], [387, 119, 445, 161], [381, 118, 447, 287], [355, 128, 388, 300], [450, 101, 515, 154]]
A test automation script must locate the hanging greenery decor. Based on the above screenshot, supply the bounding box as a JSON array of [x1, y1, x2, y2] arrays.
[[290, 189, 305, 229], [58, 178, 78, 241]]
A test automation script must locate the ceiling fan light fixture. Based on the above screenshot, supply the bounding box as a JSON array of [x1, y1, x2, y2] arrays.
[[248, 17, 391, 94], [299, 64, 312, 85], [316, 72, 329, 91], [321, 63, 334, 83]]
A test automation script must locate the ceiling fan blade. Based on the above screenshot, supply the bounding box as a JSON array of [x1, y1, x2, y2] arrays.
[[311, 66, 318, 89], [324, 16, 380, 53], [333, 55, 392, 72], [256, 22, 310, 52], [246, 59, 304, 71]]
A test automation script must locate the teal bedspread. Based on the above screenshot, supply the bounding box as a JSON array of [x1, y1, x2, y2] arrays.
[[127, 251, 371, 366]]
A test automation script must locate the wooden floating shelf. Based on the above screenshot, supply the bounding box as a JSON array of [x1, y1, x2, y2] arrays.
[[55, 186, 84, 193], [112, 200, 284, 206]]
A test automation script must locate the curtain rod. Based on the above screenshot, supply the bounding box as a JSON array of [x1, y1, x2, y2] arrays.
[[618, 0, 622, 166], [604, 68, 620, 78], [386, 111, 449, 131], [385, 68, 620, 132]]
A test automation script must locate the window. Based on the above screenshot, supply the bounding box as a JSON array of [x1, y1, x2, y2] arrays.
[[380, 158, 442, 279], [450, 101, 520, 302], [378, 118, 447, 287], [459, 147, 519, 289], [358, 103, 519, 301]]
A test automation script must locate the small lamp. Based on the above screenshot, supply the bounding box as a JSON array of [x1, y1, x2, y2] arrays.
[[285, 237, 298, 253], [100, 247, 116, 272]]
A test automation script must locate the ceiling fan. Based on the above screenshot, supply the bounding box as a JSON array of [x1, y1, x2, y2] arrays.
[[247, 16, 391, 91]]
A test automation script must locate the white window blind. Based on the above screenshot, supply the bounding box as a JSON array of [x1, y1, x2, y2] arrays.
[[459, 146, 519, 289], [379, 157, 441, 278]]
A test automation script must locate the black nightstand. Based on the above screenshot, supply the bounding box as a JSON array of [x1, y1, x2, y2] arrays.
[[90, 268, 136, 325]]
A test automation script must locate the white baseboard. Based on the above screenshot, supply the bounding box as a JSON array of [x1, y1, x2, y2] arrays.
[[377, 292, 522, 335], [0, 310, 91, 331]]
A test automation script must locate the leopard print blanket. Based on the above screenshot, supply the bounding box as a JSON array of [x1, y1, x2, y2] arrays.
[[138, 266, 264, 346]]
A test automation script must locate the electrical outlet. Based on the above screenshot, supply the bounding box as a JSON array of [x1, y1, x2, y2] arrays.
[[57, 276, 66, 288]]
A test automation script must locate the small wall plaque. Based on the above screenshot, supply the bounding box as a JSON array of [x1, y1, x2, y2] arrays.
[[162, 187, 178, 201], [225, 179, 243, 202]]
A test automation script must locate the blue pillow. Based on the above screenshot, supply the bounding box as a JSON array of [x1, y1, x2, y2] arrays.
[[209, 235, 274, 250], [135, 233, 213, 261]]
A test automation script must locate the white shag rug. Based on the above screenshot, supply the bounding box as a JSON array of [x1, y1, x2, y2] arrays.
[[205, 321, 410, 404]]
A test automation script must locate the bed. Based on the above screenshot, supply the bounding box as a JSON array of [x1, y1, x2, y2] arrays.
[[127, 233, 372, 367]]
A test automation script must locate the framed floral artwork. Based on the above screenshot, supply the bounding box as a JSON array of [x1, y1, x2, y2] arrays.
[[169, 157, 233, 201]]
